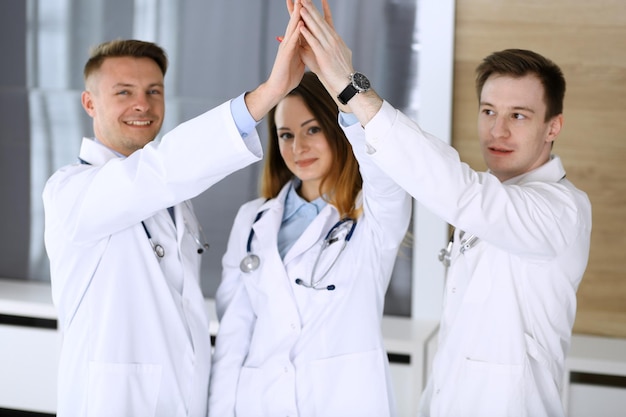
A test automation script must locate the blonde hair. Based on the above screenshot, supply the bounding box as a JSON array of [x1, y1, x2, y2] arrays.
[[83, 39, 168, 83]]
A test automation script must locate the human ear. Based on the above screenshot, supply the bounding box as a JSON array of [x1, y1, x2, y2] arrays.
[[547, 114, 563, 143], [81, 90, 95, 117]]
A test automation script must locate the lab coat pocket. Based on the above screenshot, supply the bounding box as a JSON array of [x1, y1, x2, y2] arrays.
[[311, 349, 390, 417], [455, 357, 523, 417], [525, 333, 560, 390], [87, 361, 162, 417]]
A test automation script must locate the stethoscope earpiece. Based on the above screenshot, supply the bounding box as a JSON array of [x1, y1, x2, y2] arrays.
[[438, 228, 479, 267], [196, 243, 210, 254], [142, 202, 211, 260], [295, 278, 336, 291]]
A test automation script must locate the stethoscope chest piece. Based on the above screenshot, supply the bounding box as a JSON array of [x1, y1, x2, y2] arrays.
[[154, 244, 165, 258], [240, 253, 260, 273]]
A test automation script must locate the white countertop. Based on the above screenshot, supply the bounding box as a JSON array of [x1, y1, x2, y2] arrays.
[[0, 278, 57, 320]]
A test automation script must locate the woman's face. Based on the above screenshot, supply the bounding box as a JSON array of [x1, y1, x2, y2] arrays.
[[274, 95, 333, 201]]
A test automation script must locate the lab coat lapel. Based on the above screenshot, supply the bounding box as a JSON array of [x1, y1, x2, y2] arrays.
[[173, 204, 185, 243], [248, 182, 291, 252], [251, 198, 282, 251], [283, 204, 338, 265], [244, 197, 295, 297]]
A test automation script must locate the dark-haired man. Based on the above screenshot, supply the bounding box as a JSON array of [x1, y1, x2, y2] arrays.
[[296, 0, 592, 415]]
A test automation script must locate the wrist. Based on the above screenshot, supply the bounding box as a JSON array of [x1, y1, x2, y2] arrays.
[[348, 90, 383, 127], [245, 82, 285, 122], [337, 72, 371, 105]]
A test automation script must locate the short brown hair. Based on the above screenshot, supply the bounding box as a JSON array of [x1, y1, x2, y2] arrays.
[[83, 39, 168, 82], [475, 49, 566, 121], [263, 72, 363, 219]]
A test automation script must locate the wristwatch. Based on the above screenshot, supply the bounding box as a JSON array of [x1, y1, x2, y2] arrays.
[[337, 72, 371, 105]]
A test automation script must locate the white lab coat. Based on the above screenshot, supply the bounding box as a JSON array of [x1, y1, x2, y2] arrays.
[[208, 122, 412, 417], [43, 101, 262, 417], [362, 101, 592, 417]]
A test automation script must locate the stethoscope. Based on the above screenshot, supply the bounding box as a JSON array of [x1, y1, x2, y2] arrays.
[[240, 212, 357, 291], [438, 228, 480, 267], [141, 201, 210, 259], [78, 158, 209, 259]]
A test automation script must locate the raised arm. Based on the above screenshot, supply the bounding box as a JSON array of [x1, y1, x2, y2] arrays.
[[245, 0, 306, 121], [297, 0, 383, 125]]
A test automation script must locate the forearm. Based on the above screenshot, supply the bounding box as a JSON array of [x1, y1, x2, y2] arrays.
[[342, 121, 411, 249], [341, 89, 384, 127], [244, 81, 290, 122]]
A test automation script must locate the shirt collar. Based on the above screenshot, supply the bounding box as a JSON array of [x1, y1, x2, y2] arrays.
[[283, 179, 327, 221], [78, 137, 123, 166], [501, 155, 566, 185]]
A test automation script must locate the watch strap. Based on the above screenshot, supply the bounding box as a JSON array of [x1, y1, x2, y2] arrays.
[[338, 83, 359, 105]]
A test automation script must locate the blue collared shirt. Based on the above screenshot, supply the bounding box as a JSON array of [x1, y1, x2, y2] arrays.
[[277, 181, 327, 259], [339, 111, 359, 127], [230, 92, 259, 145]]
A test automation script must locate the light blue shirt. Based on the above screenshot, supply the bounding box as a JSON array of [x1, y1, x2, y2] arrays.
[[339, 111, 359, 127], [230, 92, 259, 145], [277, 181, 327, 259]]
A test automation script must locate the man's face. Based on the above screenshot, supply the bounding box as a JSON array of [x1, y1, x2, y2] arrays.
[[477, 74, 562, 182], [81, 56, 165, 156]]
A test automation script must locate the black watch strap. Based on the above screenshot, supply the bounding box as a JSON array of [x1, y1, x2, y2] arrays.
[[338, 83, 359, 105]]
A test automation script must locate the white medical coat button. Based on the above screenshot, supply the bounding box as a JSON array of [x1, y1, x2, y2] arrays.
[[451, 287, 456, 293], [290, 323, 296, 330], [283, 366, 289, 373]]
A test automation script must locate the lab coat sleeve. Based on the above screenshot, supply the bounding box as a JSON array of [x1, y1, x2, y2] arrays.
[[209, 202, 261, 417], [342, 119, 412, 252], [43, 100, 262, 245], [361, 100, 589, 258]]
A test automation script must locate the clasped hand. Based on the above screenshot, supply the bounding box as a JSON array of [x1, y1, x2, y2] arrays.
[[284, 0, 356, 106]]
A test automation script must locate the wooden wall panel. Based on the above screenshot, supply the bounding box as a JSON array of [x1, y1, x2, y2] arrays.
[[452, 0, 626, 337]]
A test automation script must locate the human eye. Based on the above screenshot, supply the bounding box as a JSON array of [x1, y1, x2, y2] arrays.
[[307, 125, 323, 136], [513, 113, 526, 120], [481, 108, 495, 116], [278, 131, 294, 141], [148, 87, 163, 95], [116, 89, 130, 96]]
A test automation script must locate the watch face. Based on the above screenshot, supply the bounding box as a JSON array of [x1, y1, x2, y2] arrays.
[[352, 72, 371, 92]]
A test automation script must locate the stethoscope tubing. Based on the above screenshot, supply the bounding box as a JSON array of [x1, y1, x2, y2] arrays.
[[240, 212, 357, 291], [143, 204, 209, 259], [245, 211, 265, 254], [78, 156, 208, 259]]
